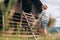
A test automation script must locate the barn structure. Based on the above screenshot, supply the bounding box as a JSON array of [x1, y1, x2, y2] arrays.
[[0, 0, 55, 40], [3, 0, 44, 40]]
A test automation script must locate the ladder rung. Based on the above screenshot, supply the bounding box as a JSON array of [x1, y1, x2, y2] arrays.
[[27, 18, 34, 20], [28, 22, 33, 24], [12, 18, 21, 22], [22, 19, 27, 21], [25, 14, 32, 16], [8, 24, 17, 27], [28, 19, 35, 22], [27, 16, 34, 18], [8, 21, 20, 24], [25, 13, 32, 15]]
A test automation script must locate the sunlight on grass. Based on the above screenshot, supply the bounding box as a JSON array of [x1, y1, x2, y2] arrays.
[[0, 36, 35, 40], [0, 33, 60, 40]]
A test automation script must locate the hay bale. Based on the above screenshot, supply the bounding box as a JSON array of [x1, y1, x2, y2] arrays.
[[47, 16, 56, 28]]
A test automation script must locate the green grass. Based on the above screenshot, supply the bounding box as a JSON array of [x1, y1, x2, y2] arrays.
[[0, 33, 60, 40], [0, 36, 35, 40]]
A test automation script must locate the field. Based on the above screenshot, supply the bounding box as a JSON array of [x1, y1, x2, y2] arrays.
[[0, 33, 60, 40]]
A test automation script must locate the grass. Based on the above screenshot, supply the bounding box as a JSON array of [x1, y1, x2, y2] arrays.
[[0, 36, 35, 40], [0, 33, 60, 40]]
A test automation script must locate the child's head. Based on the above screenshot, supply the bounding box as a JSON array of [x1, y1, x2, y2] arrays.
[[42, 5, 48, 11]]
